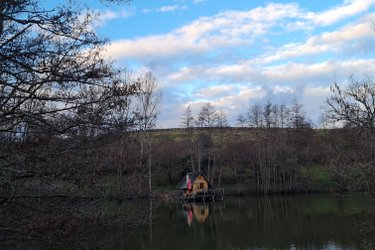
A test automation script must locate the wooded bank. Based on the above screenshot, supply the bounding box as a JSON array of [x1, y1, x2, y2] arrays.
[[1, 126, 372, 204]]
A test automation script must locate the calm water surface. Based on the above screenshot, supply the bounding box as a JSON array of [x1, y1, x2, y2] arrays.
[[10, 194, 374, 249], [121, 194, 375, 250]]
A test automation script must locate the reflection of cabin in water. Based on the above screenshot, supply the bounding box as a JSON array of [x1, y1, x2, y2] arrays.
[[192, 203, 209, 223], [177, 172, 224, 201], [180, 203, 210, 226]]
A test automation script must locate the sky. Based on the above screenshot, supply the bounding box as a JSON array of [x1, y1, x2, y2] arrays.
[[63, 0, 375, 127]]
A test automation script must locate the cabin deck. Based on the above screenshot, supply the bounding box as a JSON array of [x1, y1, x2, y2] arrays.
[[180, 188, 224, 202]]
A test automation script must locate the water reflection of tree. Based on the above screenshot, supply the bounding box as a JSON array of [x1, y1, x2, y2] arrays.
[[214, 196, 374, 250], [350, 206, 375, 249], [98, 196, 375, 250], [0, 198, 153, 249]]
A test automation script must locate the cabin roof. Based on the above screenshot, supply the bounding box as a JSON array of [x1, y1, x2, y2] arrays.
[[176, 172, 211, 189]]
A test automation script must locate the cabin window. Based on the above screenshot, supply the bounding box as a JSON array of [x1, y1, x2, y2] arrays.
[[199, 183, 204, 189]]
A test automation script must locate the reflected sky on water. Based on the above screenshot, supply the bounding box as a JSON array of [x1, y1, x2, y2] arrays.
[[5, 193, 375, 249], [130, 194, 375, 250]]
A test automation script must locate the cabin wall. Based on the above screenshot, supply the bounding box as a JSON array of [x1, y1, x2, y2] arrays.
[[192, 175, 208, 195]]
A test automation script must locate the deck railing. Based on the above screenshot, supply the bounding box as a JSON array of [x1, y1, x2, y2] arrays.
[[182, 188, 224, 201]]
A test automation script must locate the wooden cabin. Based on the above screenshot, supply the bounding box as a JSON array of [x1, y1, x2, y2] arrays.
[[177, 172, 209, 196], [177, 172, 224, 201]]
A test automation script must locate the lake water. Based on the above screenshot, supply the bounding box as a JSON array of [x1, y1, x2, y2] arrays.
[[120, 194, 375, 250], [5, 193, 375, 249]]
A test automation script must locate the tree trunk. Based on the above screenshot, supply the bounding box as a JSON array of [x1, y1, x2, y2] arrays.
[[148, 139, 152, 194], [190, 155, 195, 172], [149, 199, 153, 243], [218, 165, 222, 187], [197, 142, 202, 172], [207, 155, 211, 180], [117, 139, 124, 198], [189, 131, 196, 172], [210, 155, 216, 185], [139, 140, 144, 168]]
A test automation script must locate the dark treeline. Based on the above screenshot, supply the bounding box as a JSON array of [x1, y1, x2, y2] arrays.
[[0, 69, 161, 200], [154, 100, 319, 195], [235, 98, 311, 129]]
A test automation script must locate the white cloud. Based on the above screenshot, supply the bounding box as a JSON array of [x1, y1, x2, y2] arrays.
[[163, 59, 375, 88], [285, 0, 375, 31], [307, 0, 375, 26], [188, 86, 267, 111], [100, 9, 135, 20], [194, 85, 238, 99], [262, 59, 375, 84], [93, 8, 135, 27], [120, 9, 136, 18], [286, 21, 314, 32], [105, 3, 304, 60], [193, 0, 207, 4], [303, 86, 330, 97], [143, 5, 187, 13], [255, 16, 375, 64], [105, 1, 375, 62], [100, 10, 118, 21], [273, 86, 295, 94]]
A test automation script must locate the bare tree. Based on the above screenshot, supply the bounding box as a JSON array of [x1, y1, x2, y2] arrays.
[[247, 104, 263, 128], [236, 113, 246, 128], [288, 99, 310, 129], [0, 1, 115, 134], [211, 110, 228, 185], [279, 103, 289, 129], [180, 106, 196, 171], [327, 76, 375, 139], [194, 103, 218, 175], [0, 0, 145, 201], [134, 72, 162, 194], [326, 76, 375, 193], [216, 110, 228, 128], [180, 106, 195, 128], [196, 102, 218, 128]]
